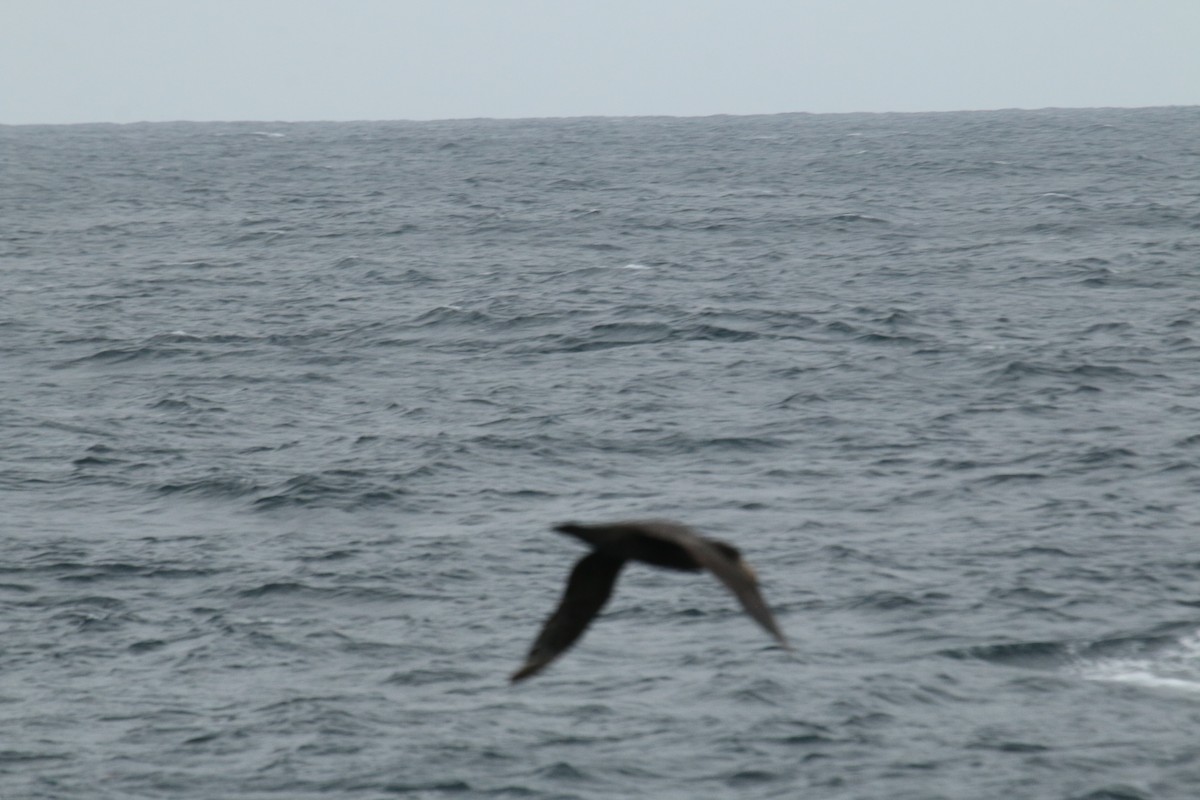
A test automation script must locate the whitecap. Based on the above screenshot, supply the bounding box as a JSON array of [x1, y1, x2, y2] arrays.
[[1075, 629, 1200, 694]]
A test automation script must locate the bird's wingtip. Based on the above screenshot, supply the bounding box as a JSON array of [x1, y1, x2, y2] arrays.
[[510, 662, 541, 683]]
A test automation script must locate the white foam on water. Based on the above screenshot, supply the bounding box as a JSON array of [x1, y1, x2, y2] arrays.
[[1076, 630, 1200, 694]]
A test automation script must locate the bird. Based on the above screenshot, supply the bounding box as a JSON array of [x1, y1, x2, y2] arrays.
[[511, 519, 789, 682]]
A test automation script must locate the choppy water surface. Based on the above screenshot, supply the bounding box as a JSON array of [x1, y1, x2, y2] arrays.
[[3, 108, 1200, 799]]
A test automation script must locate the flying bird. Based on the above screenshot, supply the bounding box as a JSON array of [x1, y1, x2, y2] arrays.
[[511, 519, 789, 682]]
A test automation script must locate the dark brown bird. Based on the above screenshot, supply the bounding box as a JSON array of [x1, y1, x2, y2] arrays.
[[511, 519, 789, 682]]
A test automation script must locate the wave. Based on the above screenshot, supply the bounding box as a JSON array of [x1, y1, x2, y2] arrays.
[[509, 321, 771, 354], [56, 344, 188, 367], [158, 476, 265, 500], [248, 464, 465, 511], [1073, 628, 1200, 694], [943, 625, 1200, 693], [986, 360, 1140, 386]]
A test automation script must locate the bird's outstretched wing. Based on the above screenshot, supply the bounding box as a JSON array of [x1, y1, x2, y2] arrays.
[[511, 551, 626, 682], [671, 534, 790, 650]]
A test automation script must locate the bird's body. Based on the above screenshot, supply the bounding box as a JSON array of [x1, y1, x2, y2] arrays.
[[511, 519, 788, 682]]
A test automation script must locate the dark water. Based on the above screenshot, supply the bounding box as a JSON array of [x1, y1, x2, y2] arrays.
[[3, 107, 1200, 799]]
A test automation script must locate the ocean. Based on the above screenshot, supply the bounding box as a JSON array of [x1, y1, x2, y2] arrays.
[[3, 106, 1200, 799]]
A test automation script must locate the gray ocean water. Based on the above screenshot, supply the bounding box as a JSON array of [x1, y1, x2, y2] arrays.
[[3, 107, 1200, 799]]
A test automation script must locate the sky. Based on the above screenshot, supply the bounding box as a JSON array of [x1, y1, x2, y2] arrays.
[[2, 0, 1198, 124]]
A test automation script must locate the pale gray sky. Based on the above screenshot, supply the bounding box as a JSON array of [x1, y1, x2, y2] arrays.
[[3, 0, 1198, 124]]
